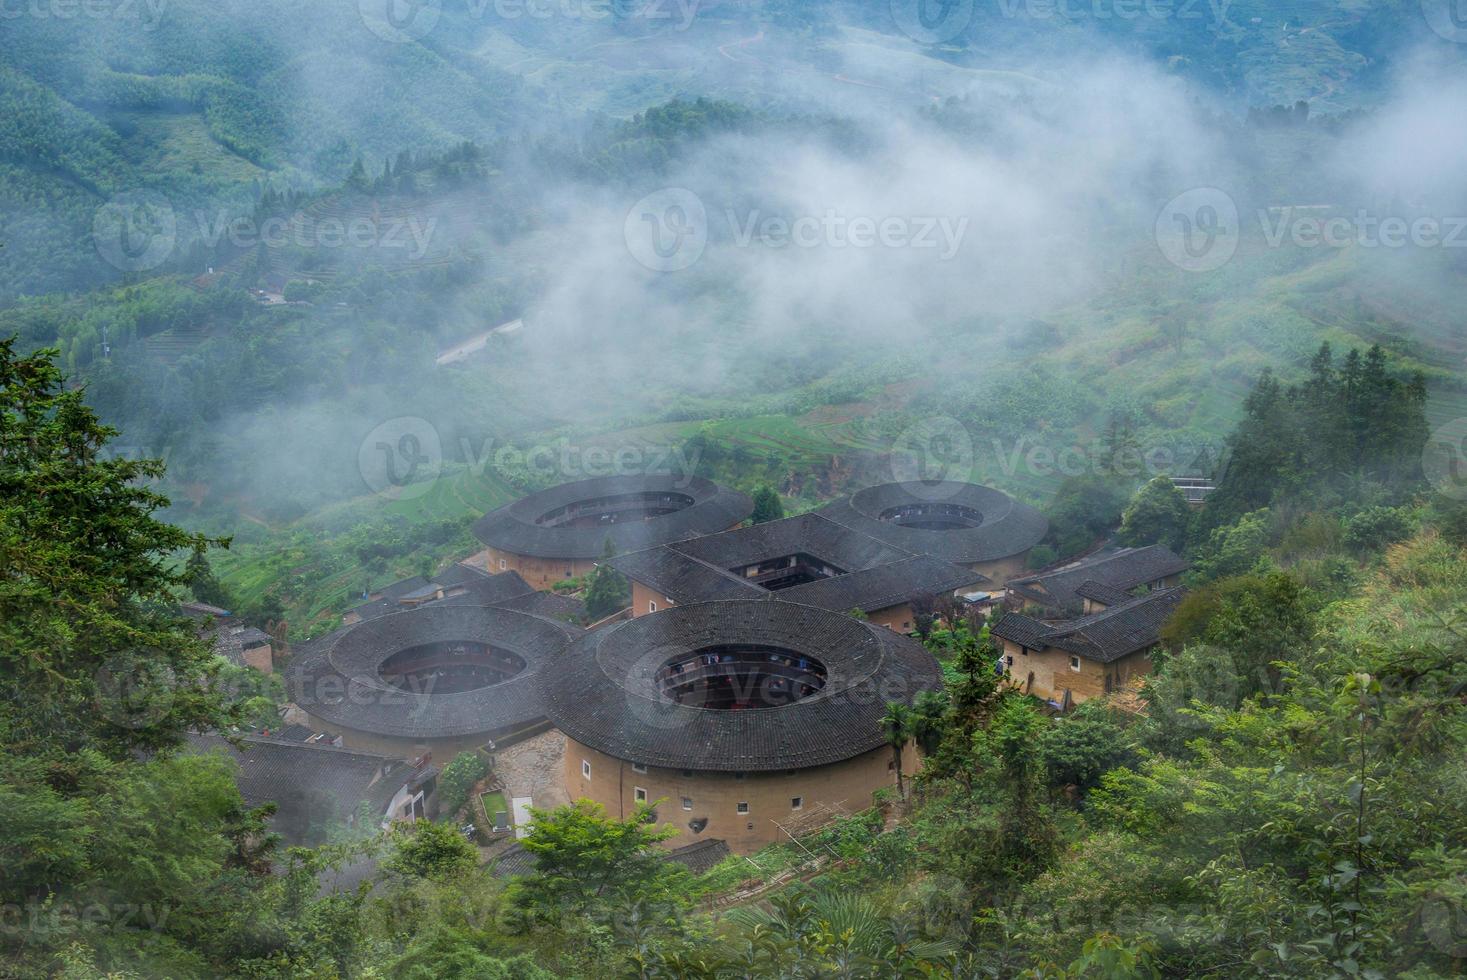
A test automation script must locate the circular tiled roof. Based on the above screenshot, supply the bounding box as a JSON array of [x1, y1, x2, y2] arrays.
[[539, 600, 942, 772], [471, 475, 753, 559], [817, 482, 1048, 564], [288, 604, 578, 740]]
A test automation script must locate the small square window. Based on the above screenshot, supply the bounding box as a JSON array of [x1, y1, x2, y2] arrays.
[[581, 760, 592, 780], [736, 801, 749, 814], [648, 601, 657, 613], [791, 797, 803, 810], [681, 769, 694, 778], [681, 797, 693, 811], [634, 787, 647, 803], [631, 762, 647, 774], [734, 771, 746, 780], [1069, 656, 1082, 672], [499, 559, 507, 570], [1006, 655, 1014, 667]]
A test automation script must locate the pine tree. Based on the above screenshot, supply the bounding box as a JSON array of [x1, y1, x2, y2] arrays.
[[749, 485, 784, 524], [584, 540, 630, 620]]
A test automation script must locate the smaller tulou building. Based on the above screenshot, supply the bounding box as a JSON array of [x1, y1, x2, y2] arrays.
[[816, 482, 1049, 586], [991, 587, 1185, 710], [288, 601, 579, 758], [468, 475, 753, 590], [609, 512, 986, 631], [537, 599, 942, 854]]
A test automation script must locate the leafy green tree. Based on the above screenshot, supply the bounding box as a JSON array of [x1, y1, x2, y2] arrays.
[[385, 819, 478, 881], [437, 751, 490, 820], [1342, 505, 1414, 554], [1117, 475, 1191, 552], [1043, 475, 1131, 559], [514, 799, 679, 920], [749, 484, 785, 524], [389, 930, 553, 980], [1161, 572, 1315, 700], [1188, 508, 1272, 583], [583, 540, 630, 621], [1040, 702, 1139, 797]]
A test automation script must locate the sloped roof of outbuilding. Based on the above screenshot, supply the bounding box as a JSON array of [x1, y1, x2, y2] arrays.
[[538, 600, 942, 772], [471, 475, 752, 559], [187, 734, 407, 845], [816, 482, 1048, 564], [992, 588, 1185, 664], [1006, 545, 1189, 614]]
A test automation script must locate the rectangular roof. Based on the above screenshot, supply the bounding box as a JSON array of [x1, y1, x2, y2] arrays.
[[992, 588, 1185, 664], [1006, 545, 1189, 615]]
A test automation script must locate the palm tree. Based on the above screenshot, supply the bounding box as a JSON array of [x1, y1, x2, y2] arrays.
[[910, 689, 949, 756], [881, 702, 914, 800]]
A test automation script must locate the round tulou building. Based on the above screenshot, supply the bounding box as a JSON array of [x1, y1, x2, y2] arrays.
[[288, 603, 579, 758], [538, 599, 942, 853], [469, 475, 754, 590], [817, 481, 1048, 585]]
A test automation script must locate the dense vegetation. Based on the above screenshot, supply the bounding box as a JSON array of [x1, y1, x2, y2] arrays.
[[4, 337, 1462, 977], [3, 2, 1466, 975]]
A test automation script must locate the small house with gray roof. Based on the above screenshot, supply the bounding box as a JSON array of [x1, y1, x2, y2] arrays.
[[991, 587, 1185, 709]]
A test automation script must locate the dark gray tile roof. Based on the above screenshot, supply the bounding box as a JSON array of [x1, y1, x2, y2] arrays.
[[989, 613, 1054, 650], [287, 604, 579, 740], [207, 623, 271, 668], [816, 482, 1048, 564], [609, 546, 762, 604], [1006, 545, 1189, 615], [188, 734, 407, 845], [1073, 580, 1135, 608], [993, 588, 1185, 664], [774, 555, 987, 615], [472, 475, 753, 559], [674, 513, 911, 572], [666, 838, 732, 873], [349, 567, 537, 623], [493, 589, 587, 622], [608, 514, 981, 615], [538, 600, 942, 772]]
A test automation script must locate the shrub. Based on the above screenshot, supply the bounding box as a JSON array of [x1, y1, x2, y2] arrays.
[[438, 751, 490, 818]]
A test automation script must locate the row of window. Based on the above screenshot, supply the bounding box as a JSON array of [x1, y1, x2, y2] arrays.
[[632, 786, 802, 813], [579, 760, 805, 813]]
